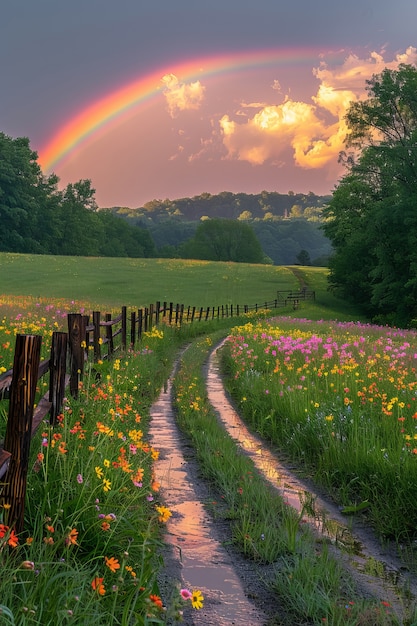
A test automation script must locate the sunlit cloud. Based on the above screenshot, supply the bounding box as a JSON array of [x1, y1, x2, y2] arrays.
[[218, 47, 417, 171], [161, 73, 205, 117]]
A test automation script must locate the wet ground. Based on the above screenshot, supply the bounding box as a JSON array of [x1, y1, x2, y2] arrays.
[[150, 342, 417, 625]]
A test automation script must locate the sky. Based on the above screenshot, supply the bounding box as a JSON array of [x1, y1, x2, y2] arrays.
[[1, 1, 417, 208]]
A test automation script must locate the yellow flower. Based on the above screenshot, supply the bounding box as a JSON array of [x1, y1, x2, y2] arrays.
[[191, 589, 204, 610], [104, 459, 110, 468], [156, 505, 172, 523], [95, 466, 104, 479], [102, 479, 112, 492]]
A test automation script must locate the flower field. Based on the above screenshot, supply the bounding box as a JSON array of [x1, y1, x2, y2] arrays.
[[0, 297, 203, 625], [222, 317, 417, 540]]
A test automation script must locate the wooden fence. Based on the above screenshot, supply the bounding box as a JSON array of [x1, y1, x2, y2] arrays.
[[0, 292, 308, 532]]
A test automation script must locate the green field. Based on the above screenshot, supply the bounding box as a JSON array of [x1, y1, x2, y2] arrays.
[[0, 252, 367, 323]]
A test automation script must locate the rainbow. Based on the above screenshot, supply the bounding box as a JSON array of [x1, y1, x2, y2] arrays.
[[38, 48, 326, 172]]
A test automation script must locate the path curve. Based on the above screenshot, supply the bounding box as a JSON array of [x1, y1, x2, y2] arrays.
[[150, 342, 417, 625], [149, 358, 269, 626]]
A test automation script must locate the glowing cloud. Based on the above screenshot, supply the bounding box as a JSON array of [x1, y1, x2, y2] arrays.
[[161, 73, 205, 116], [219, 47, 417, 170]]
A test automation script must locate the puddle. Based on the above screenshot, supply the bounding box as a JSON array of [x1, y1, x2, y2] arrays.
[[149, 368, 268, 625], [207, 342, 417, 617]]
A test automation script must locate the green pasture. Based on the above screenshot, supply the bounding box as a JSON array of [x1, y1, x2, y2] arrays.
[[0, 252, 366, 323]]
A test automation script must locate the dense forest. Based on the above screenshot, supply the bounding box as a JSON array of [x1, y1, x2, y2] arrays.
[[107, 191, 332, 265]]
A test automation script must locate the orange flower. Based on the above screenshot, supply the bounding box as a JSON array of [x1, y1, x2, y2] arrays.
[[46, 525, 55, 533], [101, 521, 111, 531], [105, 556, 120, 573], [91, 576, 106, 595], [66, 528, 78, 545], [150, 594, 163, 609]]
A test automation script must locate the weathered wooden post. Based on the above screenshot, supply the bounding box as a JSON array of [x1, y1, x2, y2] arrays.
[[68, 313, 88, 398], [1, 334, 42, 533], [121, 306, 127, 351], [92, 311, 101, 362], [49, 331, 68, 426], [138, 309, 143, 341], [130, 311, 136, 349]]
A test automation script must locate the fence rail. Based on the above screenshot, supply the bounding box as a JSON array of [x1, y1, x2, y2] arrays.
[[0, 291, 304, 532]]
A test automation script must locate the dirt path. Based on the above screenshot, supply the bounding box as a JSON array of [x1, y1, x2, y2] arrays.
[[150, 343, 417, 625]]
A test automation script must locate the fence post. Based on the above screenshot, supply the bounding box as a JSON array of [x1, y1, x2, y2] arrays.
[[68, 313, 88, 398], [1, 334, 42, 533], [92, 311, 101, 362], [121, 306, 127, 351], [130, 311, 136, 349], [156, 302, 160, 326], [49, 331, 68, 426], [138, 309, 143, 341]]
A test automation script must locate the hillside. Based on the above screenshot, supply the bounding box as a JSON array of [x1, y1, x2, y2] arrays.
[[104, 191, 332, 265]]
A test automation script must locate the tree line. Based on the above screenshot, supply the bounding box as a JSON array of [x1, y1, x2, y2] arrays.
[[0, 134, 154, 258], [323, 63, 417, 327], [0, 132, 331, 264]]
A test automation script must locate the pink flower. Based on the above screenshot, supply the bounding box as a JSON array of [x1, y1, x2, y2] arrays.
[[180, 589, 192, 601], [77, 474, 83, 484]]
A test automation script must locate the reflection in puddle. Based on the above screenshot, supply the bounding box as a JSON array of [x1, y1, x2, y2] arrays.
[[150, 373, 268, 625], [207, 343, 417, 612]]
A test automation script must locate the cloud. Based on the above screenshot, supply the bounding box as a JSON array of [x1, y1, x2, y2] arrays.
[[218, 47, 417, 171], [161, 73, 205, 117]]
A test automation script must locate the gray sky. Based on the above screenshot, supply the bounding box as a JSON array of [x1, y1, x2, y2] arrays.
[[1, 0, 416, 206]]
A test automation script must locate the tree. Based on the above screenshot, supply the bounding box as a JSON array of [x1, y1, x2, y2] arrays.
[[181, 218, 266, 263], [323, 64, 417, 325], [0, 133, 44, 251]]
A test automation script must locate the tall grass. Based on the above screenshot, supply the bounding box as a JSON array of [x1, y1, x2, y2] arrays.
[[221, 317, 417, 541]]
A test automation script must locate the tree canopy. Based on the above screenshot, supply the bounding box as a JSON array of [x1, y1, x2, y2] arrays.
[[0, 132, 155, 258], [323, 64, 417, 326], [180, 218, 268, 264]]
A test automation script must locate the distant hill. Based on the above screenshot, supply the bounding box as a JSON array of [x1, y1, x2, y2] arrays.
[[104, 190, 330, 223], [102, 191, 332, 266]]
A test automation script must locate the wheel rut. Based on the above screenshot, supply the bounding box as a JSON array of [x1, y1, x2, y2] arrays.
[[150, 342, 417, 625]]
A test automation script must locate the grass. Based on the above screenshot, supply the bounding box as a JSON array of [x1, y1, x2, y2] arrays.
[[0, 253, 300, 309], [172, 330, 415, 625], [220, 317, 417, 543], [2, 253, 397, 624]]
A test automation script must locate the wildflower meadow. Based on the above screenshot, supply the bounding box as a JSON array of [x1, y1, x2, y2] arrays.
[[221, 317, 417, 541], [0, 296, 203, 625]]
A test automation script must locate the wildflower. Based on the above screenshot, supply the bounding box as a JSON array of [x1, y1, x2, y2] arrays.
[[149, 594, 163, 609], [95, 466, 104, 479], [21, 561, 35, 570], [156, 505, 172, 523], [104, 459, 110, 468], [180, 588, 192, 600], [77, 474, 83, 484], [191, 590, 204, 610], [91, 576, 106, 596], [102, 478, 112, 492], [105, 556, 120, 573], [2, 503, 11, 510], [66, 528, 78, 545], [46, 525, 55, 533], [101, 522, 111, 531]]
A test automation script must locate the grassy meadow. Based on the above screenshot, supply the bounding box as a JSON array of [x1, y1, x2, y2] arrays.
[[2, 252, 416, 624], [0, 252, 301, 309]]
